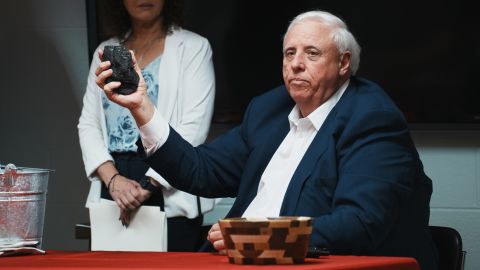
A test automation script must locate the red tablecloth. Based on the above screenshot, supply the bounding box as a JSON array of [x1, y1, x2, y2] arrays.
[[0, 250, 419, 270]]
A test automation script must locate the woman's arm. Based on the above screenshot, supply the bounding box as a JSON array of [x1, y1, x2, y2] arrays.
[[78, 44, 115, 182]]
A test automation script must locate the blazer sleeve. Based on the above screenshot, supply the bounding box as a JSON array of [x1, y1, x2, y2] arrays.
[[147, 32, 215, 190], [77, 42, 114, 181], [174, 34, 215, 147], [143, 96, 260, 198], [310, 108, 418, 254]]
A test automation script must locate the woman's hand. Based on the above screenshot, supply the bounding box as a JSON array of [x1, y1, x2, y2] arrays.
[[109, 175, 143, 210], [117, 181, 153, 226], [207, 223, 226, 254]]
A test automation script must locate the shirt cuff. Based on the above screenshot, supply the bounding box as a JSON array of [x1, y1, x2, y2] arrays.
[[145, 168, 173, 190], [139, 108, 170, 157]]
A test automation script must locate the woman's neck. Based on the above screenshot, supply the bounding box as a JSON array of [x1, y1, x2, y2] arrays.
[[130, 19, 164, 41], [126, 18, 166, 68]]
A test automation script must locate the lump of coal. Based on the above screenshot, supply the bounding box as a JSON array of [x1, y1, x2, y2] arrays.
[[103, 45, 139, 95]]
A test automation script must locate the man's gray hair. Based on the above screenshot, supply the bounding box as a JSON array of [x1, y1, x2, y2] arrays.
[[284, 10, 361, 75]]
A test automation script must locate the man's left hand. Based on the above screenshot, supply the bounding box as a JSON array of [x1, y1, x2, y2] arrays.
[[207, 223, 226, 254]]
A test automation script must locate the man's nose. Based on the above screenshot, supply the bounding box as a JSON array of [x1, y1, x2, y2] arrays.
[[291, 54, 306, 70]]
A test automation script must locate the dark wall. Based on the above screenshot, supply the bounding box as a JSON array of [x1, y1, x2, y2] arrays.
[[88, 0, 479, 125], [184, 0, 479, 124]]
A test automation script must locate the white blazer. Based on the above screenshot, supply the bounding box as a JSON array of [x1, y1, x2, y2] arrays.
[[78, 28, 217, 218]]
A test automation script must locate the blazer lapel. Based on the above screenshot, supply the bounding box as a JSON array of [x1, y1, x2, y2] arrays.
[[279, 127, 330, 215]]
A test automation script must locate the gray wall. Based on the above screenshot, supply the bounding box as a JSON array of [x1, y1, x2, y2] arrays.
[[415, 131, 480, 270], [0, 0, 90, 250], [0, 1, 478, 269]]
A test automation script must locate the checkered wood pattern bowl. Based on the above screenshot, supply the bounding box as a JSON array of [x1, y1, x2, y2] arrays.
[[218, 216, 313, 264]]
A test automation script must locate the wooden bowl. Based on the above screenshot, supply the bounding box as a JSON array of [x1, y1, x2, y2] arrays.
[[218, 216, 313, 264]]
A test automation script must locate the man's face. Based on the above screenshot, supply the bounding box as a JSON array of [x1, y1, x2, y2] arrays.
[[282, 20, 349, 115]]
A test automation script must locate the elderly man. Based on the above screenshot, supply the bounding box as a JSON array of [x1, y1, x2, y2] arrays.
[[96, 10, 438, 270]]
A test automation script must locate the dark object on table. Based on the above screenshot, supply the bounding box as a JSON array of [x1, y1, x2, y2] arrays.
[[103, 45, 139, 95], [306, 247, 329, 258]]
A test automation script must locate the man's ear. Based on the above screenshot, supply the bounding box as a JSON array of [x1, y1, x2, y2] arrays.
[[339, 52, 351, 76]]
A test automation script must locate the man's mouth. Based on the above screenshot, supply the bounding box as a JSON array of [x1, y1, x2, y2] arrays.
[[290, 78, 308, 85]]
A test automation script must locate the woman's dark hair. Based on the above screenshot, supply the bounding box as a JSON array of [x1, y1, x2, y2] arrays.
[[98, 0, 184, 41]]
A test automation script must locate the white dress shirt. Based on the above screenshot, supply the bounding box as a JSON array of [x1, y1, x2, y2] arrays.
[[242, 81, 348, 217], [140, 80, 349, 217]]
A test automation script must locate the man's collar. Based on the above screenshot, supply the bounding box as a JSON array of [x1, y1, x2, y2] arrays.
[[288, 79, 350, 131]]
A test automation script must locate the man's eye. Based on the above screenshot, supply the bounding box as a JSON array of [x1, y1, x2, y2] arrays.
[[284, 50, 295, 59], [307, 51, 320, 59]]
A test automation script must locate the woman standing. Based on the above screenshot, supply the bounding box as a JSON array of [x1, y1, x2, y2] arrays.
[[78, 0, 216, 251]]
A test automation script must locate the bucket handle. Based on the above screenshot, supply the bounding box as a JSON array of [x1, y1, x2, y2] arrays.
[[2, 163, 18, 187]]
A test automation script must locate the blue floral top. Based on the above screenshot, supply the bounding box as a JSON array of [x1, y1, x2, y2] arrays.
[[102, 56, 161, 153]]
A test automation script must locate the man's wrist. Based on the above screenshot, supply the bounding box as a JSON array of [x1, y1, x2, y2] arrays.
[[131, 98, 154, 127], [139, 176, 161, 193]]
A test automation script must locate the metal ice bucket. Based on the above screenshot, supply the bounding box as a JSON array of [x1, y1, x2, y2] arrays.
[[0, 164, 51, 247]]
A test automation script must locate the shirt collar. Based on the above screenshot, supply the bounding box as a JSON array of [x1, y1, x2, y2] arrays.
[[288, 79, 350, 131]]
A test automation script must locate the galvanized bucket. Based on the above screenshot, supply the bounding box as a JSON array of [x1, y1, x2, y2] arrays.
[[0, 164, 51, 248]]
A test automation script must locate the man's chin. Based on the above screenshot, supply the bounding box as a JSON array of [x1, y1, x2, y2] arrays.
[[288, 86, 311, 98]]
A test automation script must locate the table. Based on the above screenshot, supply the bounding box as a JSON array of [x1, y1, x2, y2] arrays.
[[0, 250, 419, 270]]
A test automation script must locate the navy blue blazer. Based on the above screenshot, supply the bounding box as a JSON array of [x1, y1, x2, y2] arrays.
[[144, 77, 438, 270]]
